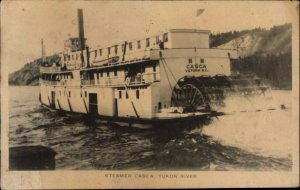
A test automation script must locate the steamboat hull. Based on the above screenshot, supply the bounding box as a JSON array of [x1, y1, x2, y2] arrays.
[[41, 102, 221, 129]]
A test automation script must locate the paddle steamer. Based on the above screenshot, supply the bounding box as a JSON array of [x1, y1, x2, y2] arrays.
[[39, 9, 263, 127]]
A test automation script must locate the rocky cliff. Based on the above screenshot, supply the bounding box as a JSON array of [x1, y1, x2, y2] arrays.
[[9, 55, 60, 86], [9, 60, 40, 86]]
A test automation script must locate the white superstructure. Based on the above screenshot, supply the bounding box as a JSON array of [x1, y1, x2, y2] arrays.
[[39, 9, 238, 127]]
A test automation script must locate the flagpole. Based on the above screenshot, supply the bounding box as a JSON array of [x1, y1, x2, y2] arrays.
[[195, 9, 205, 30], [194, 9, 205, 63]]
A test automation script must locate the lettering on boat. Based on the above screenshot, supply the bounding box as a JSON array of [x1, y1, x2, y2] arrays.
[[185, 63, 208, 72]]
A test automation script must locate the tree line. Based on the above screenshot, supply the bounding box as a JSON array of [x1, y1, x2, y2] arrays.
[[231, 53, 292, 90]]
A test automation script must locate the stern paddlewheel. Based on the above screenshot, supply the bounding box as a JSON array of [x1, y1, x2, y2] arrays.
[[171, 75, 270, 112]]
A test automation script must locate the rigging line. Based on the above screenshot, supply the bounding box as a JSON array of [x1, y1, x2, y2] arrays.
[[80, 87, 89, 113], [57, 98, 62, 110], [161, 56, 177, 84], [123, 82, 140, 119], [44, 84, 51, 106], [160, 56, 178, 107], [64, 87, 73, 113], [160, 54, 180, 107]]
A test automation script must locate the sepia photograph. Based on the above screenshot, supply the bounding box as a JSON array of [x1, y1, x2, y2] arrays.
[[1, 0, 299, 189]]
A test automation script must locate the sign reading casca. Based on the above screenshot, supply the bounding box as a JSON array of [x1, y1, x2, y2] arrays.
[[185, 63, 208, 72]]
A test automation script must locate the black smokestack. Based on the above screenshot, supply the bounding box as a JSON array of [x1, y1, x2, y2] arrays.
[[78, 9, 85, 51]]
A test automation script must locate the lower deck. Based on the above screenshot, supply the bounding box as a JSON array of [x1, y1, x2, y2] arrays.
[[40, 83, 221, 127], [40, 82, 161, 119]]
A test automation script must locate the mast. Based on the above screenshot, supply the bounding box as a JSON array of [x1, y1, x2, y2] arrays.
[[41, 39, 45, 62]]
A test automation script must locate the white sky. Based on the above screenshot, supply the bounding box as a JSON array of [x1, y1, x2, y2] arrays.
[[2, 1, 298, 73]]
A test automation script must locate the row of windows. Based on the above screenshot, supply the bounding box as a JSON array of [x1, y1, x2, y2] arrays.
[[118, 90, 140, 99], [93, 33, 168, 57], [82, 70, 118, 80], [64, 33, 169, 62], [95, 70, 118, 78], [57, 74, 73, 79], [41, 74, 73, 80], [188, 58, 205, 64], [64, 54, 83, 61]]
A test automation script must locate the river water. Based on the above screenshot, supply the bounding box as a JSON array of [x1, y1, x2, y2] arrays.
[[9, 86, 293, 170]]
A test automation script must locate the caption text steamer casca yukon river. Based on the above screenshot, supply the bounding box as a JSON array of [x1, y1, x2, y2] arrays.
[[39, 9, 268, 128]]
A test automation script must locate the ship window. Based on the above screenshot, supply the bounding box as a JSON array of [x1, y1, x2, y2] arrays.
[[126, 92, 129, 99], [119, 91, 122, 99], [96, 73, 99, 79], [99, 49, 102, 56], [156, 36, 160, 44], [100, 72, 103, 77], [200, 58, 205, 63], [114, 45, 118, 54], [188, 58, 193, 63], [108, 47, 111, 55], [146, 38, 150, 47], [136, 90, 140, 99], [85, 91, 87, 98], [95, 50, 97, 57], [114, 70, 117, 76], [137, 41, 141, 49], [153, 65, 156, 72], [107, 71, 110, 77], [129, 42, 132, 51], [163, 33, 168, 42]]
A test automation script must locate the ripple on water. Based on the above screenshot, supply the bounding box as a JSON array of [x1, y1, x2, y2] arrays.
[[9, 87, 293, 171]]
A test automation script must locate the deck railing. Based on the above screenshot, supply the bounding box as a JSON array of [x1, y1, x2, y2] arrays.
[[40, 66, 61, 73], [81, 79, 96, 86], [81, 72, 160, 87], [39, 79, 57, 85], [40, 79, 80, 86], [40, 73, 160, 87], [90, 49, 153, 67]]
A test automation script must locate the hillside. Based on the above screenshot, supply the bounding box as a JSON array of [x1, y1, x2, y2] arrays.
[[211, 23, 292, 57], [8, 60, 40, 86], [9, 55, 60, 86], [9, 23, 292, 88], [216, 23, 292, 89]]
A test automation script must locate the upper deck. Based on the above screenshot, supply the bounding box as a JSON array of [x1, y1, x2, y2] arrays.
[[40, 29, 237, 74]]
